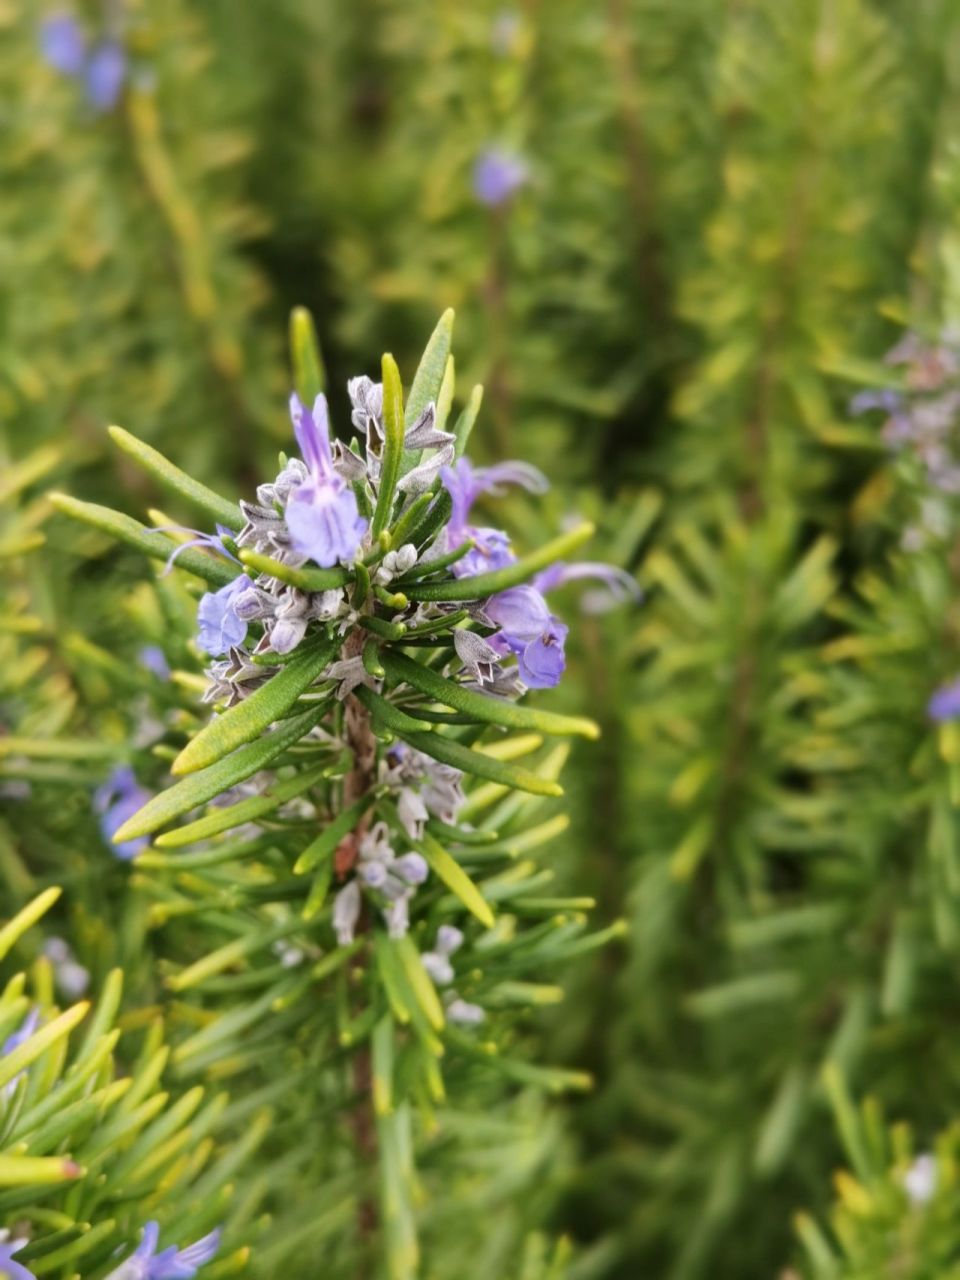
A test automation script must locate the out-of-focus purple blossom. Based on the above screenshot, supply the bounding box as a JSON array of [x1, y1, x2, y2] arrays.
[[456, 527, 515, 577], [85, 41, 126, 112], [928, 677, 960, 722], [0, 1235, 36, 1280], [535, 561, 641, 614], [42, 938, 90, 999], [486, 585, 568, 689], [849, 388, 903, 416], [491, 9, 522, 56], [104, 1220, 221, 1280], [139, 645, 170, 680], [286, 393, 367, 568], [2, 1008, 41, 1099], [94, 765, 152, 859], [40, 13, 86, 75], [196, 576, 254, 657], [472, 146, 529, 207]]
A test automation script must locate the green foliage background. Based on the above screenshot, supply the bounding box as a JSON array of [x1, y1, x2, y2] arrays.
[[5, 0, 960, 1276]]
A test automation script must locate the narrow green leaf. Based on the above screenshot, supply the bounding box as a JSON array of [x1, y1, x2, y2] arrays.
[[154, 766, 327, 848], [293, 794, 377, 875], [373, 936, 412, 1026], [371, 1014, 394, 1117], [362, 638, 386, 678], [381, 650, 598, 740], [434, 355, 455, 433], [392, 936, 444, 1031], [172, 635, 338, 775], [113, 705, 327, 843], [417, 831, 495, 928], [408, 489, 451, 551], [0, 1003, 89, 1092], [108, 427, 241, 530], [406, 310, 454, 432], [167, 920, 304, 992], [388, 492, 434, 548], [359, 615, 407, 641], [48, 494, 237, 588], [453, 384, 483, 459], [353, 686, 433, 734], [398, 729, 563, 797], [290, 306, 326, 400], [0, 888, 61, 962], [237, 548, 351, 592], [396, 541, 474, 581], [0, 1156, 82, 1186], [403, 522, 595, 602], [372, 356, 405, 543]]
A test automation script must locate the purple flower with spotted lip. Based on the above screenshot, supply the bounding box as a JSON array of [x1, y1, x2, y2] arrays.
[[104, 1221, 221, 1280], [285, 394, 367, 568], [473, 147, 529, 207], [196, 575, 254, 657], [486, 584, 568, 689], [40, 13, 86, 75], [94, 766, 152, 859], [929, 677, 960, 722]]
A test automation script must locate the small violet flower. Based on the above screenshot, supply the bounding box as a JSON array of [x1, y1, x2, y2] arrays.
[[441, 458, 545, 576], [0, 1232, 36, 1280], [928, 677, 960, 722], [196, 576, 254, 657], [472, 146, 529, 207], [285, 394, 368, 568], [104, 1221, 221, 1280], [534, 561, 641, 615], [40, 13, 85, 75], [39, 13, 127, 113], [903, 1153, 937, 1206], [139, 645, 171, 680], [486, 585, 568, 689], [94, 765, 152, 859]]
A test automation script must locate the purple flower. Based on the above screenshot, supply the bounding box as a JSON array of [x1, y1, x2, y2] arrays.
[[94, 766, 153, 859], [139, 646, 170, 680], [85, 41, 126, 112], [40, 13, 86, 75], [0, 1237, 36, 1280], [472, 147, 529, 207], [486, 585, 568, 689], [535, 561, 641, 614], [196, 575, 254, 656], [929, 677, 960, 722], [456, 527, 515, 578], [849, 388, 902, 416], [285, 394, 367, 568], [158, 524, 240, 577], [3, 1008, 41, 1099], [105, 1221, 221, 1280], [442, 458, 547, 536]]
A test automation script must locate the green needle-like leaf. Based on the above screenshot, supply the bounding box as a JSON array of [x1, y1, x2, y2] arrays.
[[402, 521, 596, 601], [380, 650, 599, 740], [290, 305, 326, 400], [112, 705, 327, 842], [293, 794, 377, 874], [353, 686, 434, 733], [173, 635, 339, 775], [0, 887, 61, 962], [406, 309, 454, 433], [397, 729, 564, 797], [371, 352, 405, 539], [0, 1003, 90, 1093], [417, 831, 495, 928], [453, 384, 483, 459], [237, 549, 351, 592], [153, 766, 327, 847], [49, 494, 238, 588], [108, 427, 241, 530], [0, 1156, 83, 1187]]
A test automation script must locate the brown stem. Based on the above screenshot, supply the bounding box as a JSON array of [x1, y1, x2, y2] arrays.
[[339, 628, 379, 1254]]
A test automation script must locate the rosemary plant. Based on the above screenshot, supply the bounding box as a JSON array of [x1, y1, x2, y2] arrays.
[[35, 310, 635, 1279]]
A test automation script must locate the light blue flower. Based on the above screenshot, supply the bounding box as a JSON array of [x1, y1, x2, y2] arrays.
[[105, 1221, 221, 1280], [285, 393, 367, 568], [93, 766, 152, 859]]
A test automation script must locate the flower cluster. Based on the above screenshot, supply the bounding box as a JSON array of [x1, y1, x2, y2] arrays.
[[188, 379, 636, 703], [852, 331, 960, 549], [40, 12, 127, 113]]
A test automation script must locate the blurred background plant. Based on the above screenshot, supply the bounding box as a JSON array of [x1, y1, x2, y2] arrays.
[[5, 0, 960, 1276]]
